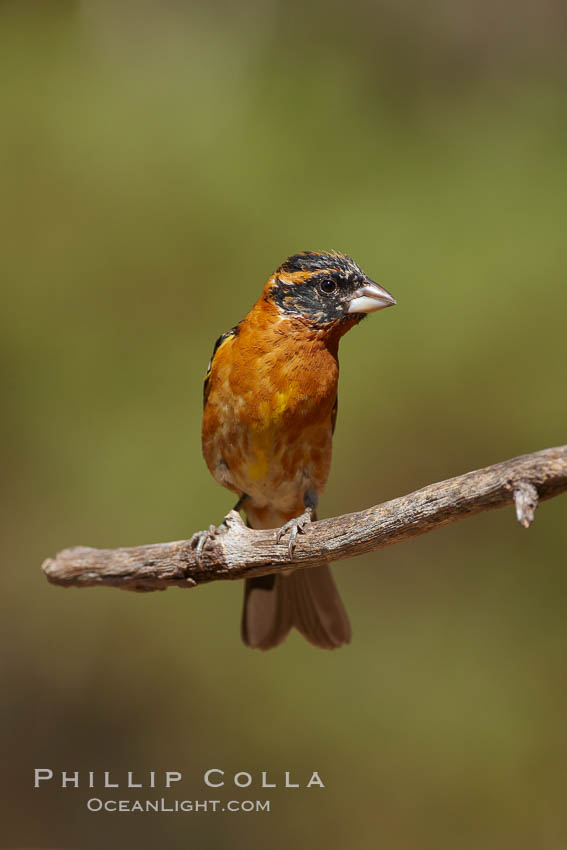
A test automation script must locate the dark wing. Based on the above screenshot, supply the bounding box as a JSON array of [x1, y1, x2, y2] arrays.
[[331, 395, 338, 434], [203, 324, 240, 407]]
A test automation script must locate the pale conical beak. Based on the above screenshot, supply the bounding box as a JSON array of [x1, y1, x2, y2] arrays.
[[347, 280, 397, 314]]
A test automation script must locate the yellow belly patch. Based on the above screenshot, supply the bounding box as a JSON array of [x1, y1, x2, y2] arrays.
[[246, 386, 298, 481]]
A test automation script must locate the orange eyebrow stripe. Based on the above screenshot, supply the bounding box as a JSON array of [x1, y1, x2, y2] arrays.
[[277, 268, 340, 285]]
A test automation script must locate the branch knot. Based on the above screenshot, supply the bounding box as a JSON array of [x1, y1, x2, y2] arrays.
[[513, 480, 539, 529]]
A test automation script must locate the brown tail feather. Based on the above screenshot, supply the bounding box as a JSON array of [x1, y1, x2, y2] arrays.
[[241, 565, 351, 651]]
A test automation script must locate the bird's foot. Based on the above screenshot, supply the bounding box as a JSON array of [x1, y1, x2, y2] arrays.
[[190, 510, 245, 567], [275, 507, 313, 558], [190, 524, 218, 567]]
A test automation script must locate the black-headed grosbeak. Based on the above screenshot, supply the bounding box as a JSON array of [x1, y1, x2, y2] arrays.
[[196, 251, 396, 650]]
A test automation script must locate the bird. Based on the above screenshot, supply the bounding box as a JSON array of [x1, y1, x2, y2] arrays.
[[194, 250, 396, 650]]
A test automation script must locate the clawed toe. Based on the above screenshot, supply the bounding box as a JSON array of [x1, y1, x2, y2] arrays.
[[276, 509, 313, 557], [191, 501, 247, 568], [191, 524, 217, 566], [191, 512, 243, 566]]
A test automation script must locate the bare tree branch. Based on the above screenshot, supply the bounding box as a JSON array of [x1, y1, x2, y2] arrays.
[[42, 446, 567, 593]]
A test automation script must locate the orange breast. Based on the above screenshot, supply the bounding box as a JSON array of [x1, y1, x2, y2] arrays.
[[201, 298, 340, 516]]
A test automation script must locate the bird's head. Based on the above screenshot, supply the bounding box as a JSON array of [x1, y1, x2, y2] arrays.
[[263, 250, 396, 332]]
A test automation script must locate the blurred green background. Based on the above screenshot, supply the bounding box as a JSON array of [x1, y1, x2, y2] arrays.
[[1, 1, 566, 848]]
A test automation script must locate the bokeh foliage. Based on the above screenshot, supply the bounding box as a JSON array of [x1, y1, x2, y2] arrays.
[[1, 2, 566, 848]]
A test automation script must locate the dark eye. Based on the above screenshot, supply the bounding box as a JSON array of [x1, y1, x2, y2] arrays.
[[319, 278, 337, 295]]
